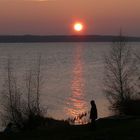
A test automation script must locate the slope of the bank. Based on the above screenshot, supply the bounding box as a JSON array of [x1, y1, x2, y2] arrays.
[[0, 116, 140, 140]]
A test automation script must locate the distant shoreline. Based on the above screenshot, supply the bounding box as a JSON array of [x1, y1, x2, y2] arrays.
[[0, 35, 140, 43]]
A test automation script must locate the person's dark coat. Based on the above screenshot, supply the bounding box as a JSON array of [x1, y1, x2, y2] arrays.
[[90, 101, 97, 120]]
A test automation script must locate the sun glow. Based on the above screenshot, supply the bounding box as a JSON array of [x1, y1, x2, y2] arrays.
[[74, 22, 83, 32]]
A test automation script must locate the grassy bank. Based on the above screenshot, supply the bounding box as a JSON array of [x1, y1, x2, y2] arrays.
[[0, 116, 140, 140]]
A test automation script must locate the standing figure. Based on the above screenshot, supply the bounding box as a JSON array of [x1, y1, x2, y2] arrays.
[[90, 100, 97, 129]]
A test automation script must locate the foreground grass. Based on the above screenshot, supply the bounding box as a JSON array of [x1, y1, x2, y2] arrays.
[[0, 116, 140, 140]]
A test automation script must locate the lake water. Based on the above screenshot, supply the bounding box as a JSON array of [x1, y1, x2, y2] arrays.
[[0, 42, 139, 121]]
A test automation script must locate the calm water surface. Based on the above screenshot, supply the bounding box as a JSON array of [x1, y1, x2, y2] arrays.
[[0, 42, 139, 121]]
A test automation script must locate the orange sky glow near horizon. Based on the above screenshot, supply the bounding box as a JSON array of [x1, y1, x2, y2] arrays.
[[0, 0, 140, 36]]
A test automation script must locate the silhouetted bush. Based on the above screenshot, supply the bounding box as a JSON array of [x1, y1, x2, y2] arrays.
[[103, 31, 139, 115], [66, 112, 89, 125], [21, 113, 46, 131], [0, 56, 46, 131], [115, 99, 140, 116]]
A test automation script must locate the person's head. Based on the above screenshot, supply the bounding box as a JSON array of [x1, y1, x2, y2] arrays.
[[90, 100, 95, 106]]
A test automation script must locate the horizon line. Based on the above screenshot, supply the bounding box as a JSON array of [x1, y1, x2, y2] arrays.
[[0, 34, 140, 38]]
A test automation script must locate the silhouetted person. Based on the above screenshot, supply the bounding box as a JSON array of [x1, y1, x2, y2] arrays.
[[90, 100, 97, 129]]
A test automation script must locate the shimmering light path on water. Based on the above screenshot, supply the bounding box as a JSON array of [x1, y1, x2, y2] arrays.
[[66, 45, 87, 118]]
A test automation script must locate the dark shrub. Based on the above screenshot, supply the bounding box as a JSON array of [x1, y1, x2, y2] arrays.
[[112, 99, 140, 116]]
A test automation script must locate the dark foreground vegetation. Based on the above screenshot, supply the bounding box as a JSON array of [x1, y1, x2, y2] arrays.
[[0, 116, 140, 140], [104, 32, 140, 116]]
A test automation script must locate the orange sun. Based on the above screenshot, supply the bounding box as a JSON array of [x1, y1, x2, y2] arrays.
[[74, 22, 83, 32]]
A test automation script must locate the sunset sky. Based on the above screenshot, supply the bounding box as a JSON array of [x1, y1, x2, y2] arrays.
[[0, 0, 140, 36]]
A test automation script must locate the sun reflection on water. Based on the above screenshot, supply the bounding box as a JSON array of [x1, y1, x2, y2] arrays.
[[66, 45, 87, 120]]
